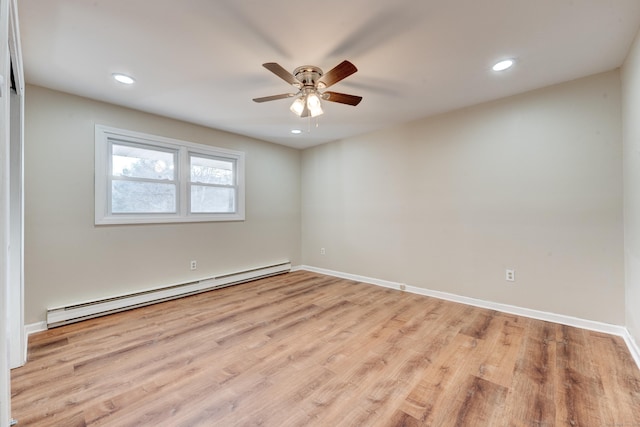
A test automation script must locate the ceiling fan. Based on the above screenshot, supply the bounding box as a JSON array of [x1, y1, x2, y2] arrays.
[[253, 60, 362, 118]]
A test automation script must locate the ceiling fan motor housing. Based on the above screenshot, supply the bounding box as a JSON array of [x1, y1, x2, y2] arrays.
[[293, 66, 324, 88]]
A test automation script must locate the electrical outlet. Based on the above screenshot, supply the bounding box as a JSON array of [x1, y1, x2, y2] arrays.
[[506, 269, 515, 282], [190, 260, 197, 270], [320, 248, 326, 255]]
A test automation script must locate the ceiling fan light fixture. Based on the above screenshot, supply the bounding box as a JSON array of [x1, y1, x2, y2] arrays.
[[290, 97, 305, 116], [307, 93, 323, 117]]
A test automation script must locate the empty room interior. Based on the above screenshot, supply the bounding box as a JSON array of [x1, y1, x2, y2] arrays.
[[2, 0, 640, 425]]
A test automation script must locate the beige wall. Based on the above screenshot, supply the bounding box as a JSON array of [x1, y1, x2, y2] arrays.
[[25, 69, 629, 327], [302, 71, 624, 324], [24, 85, 301, 324], [622, 29, 640, 345]]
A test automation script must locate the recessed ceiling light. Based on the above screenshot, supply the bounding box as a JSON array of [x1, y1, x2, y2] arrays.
[[492, 59, 515, 72], [112, 73, 135, 84], [291, 129, 302, 134]]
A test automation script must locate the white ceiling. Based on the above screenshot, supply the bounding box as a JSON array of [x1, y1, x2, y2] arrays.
[[16, 0, 640, 149]]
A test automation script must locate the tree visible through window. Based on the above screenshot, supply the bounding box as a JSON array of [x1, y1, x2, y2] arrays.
[[95, 125, 245, 224]]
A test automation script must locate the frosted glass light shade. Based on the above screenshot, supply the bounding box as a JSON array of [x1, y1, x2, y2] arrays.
[[306, 93, 323, 117], [290, 97, 305, 116]]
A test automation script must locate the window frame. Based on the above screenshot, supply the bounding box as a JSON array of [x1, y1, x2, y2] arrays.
[[95, 125, 245, 225]]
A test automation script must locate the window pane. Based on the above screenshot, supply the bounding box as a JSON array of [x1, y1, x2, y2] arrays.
[[112, 181, 176, 213], [190, 155, 234, 185], [112, 143, 175, 180], [190, 185, 235, 213]]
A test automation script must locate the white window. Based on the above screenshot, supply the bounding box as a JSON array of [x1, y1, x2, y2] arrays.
[[95, 125, 245, 224]]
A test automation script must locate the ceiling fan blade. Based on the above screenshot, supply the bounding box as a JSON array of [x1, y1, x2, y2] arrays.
[[318, 60, 358, 88], [262, 62, 299, 86], [322, 91, 363, 106], [253, 93, 295, 103]]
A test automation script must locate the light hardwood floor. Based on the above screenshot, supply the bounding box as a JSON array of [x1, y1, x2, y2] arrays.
[[11, 271, 640, 426]]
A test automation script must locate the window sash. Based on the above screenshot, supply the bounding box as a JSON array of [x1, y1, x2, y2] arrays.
[[108, 141, 179, 215], [110, 141, 177, 181], [189, 153, 236, 186], [110, 181, 178, 214], [189, 184, 237, 214], [188, 152, 238, 214]]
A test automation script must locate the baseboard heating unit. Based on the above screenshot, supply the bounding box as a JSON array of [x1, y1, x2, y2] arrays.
[[46, 262, 291, 328]]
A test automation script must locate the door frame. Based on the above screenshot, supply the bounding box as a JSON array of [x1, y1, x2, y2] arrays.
[[7, 0, 24, 369], [1, 0, 24, 424]]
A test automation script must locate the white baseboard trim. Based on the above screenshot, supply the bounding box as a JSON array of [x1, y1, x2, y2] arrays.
[[299, 265, 406, 290], [16, 322, 48, 366], [298, 265, 640, 370], [25, 321, 47, 336], [622, 330, 640, 369]]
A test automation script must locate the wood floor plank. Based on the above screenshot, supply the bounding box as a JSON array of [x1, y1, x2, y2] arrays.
[[498, 320, 557, 427], [474, 317, 525, 388], [452, 375, 509, 426], [555, 325, 615, 426], [11, 271, 640, 426], [583, 331, 640, 426], [402, 332, 485, 424]]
